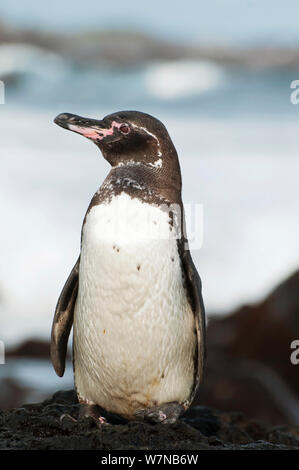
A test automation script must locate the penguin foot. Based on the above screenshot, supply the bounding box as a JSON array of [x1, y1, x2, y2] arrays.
[[79, 403, 108, 427], [134, 402, 184, 424], [60, 413, 77, 423]]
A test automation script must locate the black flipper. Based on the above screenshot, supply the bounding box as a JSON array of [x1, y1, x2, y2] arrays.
[[51, 257, 80, 377], [178, 235, 206, 403]]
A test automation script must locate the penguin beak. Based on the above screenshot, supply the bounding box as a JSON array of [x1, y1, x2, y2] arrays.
[[54, 113, 118, 142]]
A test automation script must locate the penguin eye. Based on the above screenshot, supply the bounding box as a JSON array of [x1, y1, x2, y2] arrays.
[[119, 124, 130, 135]]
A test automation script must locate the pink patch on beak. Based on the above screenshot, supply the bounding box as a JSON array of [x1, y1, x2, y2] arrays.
[[69, 120, 122, 141]]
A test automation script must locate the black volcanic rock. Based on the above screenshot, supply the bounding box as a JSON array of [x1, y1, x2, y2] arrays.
[[0, 390, 298, 450], [0, 378, 32, 411], [7, 339, 51, 359]]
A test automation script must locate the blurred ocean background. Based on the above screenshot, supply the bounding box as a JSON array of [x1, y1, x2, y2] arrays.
[[0, 0, 299, 415]]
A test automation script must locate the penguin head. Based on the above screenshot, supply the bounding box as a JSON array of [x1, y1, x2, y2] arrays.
[[54, 110, 179, 172]]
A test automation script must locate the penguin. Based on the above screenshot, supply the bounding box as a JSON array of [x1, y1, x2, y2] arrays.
[[51, 110, 206, 424]]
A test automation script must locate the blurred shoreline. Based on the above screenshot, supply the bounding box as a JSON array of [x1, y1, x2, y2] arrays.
[[1, 21, 299, 72]]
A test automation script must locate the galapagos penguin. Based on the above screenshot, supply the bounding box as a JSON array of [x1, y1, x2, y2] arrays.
[[51, 110, 206, 424]]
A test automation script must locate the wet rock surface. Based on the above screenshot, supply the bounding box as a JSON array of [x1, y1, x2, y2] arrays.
[[1, 390, 299, 450]]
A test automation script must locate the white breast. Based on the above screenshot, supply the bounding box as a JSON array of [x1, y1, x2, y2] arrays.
[[73, 192, 196, 419]]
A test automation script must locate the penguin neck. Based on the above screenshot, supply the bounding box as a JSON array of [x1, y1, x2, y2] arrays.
[[104, 162, 182, 205]]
